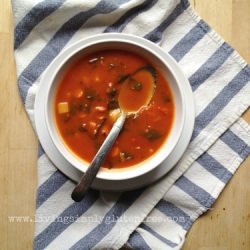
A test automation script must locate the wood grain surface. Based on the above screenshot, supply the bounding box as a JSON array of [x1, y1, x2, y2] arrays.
[[0, 0, 249, 249]]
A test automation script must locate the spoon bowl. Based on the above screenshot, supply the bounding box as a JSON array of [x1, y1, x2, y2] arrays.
[[118, 66, 156, 114]]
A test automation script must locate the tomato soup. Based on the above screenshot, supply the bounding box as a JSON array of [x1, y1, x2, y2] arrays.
[[54, 50, 175, 169]]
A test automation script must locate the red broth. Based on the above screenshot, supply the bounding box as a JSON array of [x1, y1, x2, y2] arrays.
[[54, 50, 174, 168]]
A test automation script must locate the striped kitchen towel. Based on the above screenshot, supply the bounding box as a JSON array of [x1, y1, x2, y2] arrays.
[[12, 0, 250, 249]]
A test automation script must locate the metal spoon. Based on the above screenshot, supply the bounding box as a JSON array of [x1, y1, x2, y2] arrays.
[[71, 111, 126, 202], [71, 68, 155, 202]]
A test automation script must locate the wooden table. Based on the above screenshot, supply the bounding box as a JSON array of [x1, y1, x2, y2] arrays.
[[1, 0, 249, 249]]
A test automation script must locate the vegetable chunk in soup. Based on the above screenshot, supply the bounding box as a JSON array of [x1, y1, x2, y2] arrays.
[[54, 50, 174, 169]]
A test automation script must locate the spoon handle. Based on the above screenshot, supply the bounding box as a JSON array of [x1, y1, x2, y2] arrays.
[[71, 112, 127, 202]]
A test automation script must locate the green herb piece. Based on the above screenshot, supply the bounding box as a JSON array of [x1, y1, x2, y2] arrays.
[[78, 123, 88, 132], [108, 99, 119, 110], [63, 113, 71, 122], [106, 87, 117, 97], [130, 79, 143, 91], [119, 151, 133, 162], [84, 88, 96, 100], [78, 103, 83, 111], [107, 161, 113, 169], [69, 101, 79, 115], [94, 118, 107, 138], [142, 129, 162, 141], [162, 94, 171, 103]]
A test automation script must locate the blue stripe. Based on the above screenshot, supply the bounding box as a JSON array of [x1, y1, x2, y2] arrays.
[[14, 0, 66, 49], [156, 200, 191, 230], [104, 0, 157, 33], [192, 67, 250, 140], [181, 0, 190, 8], [197, 153, 232, 184], [175, 176, 215, 208], [144, 1, 189, 43], [128, 231, 152, 250], [38, 143, 45, 158], [18, 0, 131, 102], [190, 43, 234, 91], [169, 20, 210, 62], [34, 189, 99, 250], [220, 129, 250, 159], [36, 171, 68, 208], [141, 223, 178, 247], [70, 188, 144, 250]]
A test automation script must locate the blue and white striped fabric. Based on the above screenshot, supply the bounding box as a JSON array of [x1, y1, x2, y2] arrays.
[[12, 0, 250, 249]]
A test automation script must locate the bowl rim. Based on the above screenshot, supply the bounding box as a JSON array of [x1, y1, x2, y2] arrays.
[[44, 33, 185, 181]]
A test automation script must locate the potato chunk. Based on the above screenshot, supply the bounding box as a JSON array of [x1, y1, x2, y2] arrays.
[[58, 102, 69, 114]]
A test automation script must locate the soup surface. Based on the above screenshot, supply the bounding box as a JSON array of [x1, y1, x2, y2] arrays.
[[54, 50, 174, 168]]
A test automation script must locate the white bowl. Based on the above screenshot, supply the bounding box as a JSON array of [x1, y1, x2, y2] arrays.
[[44, 33, 185, 182]]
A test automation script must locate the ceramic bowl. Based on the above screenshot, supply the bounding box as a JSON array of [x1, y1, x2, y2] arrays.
[[44, 33, 185, 181]]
